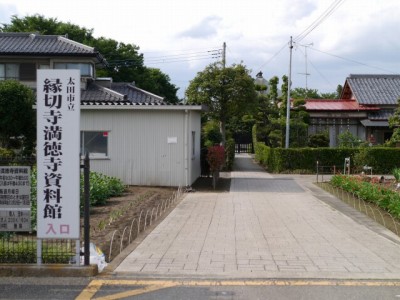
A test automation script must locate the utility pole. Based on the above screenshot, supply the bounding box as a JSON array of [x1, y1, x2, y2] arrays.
[[220, 41, 227, 146], [285, 37, 293, 149], [222, 42, 226, 68]]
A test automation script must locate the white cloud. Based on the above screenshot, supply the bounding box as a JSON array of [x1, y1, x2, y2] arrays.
[[177, 16, 222, 39]]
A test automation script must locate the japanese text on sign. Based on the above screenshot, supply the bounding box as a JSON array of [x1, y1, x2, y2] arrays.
[[0, 166, 31, 231], [37, 70, 80, 239]]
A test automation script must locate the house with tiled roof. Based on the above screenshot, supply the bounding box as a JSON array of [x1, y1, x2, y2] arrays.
[[0, 32, 204, 186], [306, 74, 400, 147]]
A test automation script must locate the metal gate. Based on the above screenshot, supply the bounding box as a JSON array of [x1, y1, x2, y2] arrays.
[[233, 132, 254, 153]]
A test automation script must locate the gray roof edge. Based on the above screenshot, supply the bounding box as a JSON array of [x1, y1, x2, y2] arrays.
[[360, 119, 389, 127], [126, 84, 165, 101], [349, 74, 400, 79], [92, 83, 126, 100], [81, 103, 207, 111], [58, 36, 95, 53]]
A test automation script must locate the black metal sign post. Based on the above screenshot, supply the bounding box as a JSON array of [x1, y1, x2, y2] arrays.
[[81, 153, 90, 266]]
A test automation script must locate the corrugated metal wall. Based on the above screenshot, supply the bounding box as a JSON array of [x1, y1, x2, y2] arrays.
[[81, 109, 201, 187], [189, 111, 201, 184]]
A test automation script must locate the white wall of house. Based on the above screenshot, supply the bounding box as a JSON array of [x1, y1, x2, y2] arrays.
[[80, 107, 202, 187]]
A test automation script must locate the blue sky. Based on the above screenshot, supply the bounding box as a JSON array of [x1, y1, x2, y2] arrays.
[[1, 0, 399, 98]]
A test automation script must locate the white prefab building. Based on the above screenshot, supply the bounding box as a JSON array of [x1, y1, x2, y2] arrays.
[[81, 103, 204, 187], [0, 32, 205, 187]]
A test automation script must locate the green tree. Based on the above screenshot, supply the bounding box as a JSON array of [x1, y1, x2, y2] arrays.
[[254, 76, 280, 146], [139, 68, 179, 103], [388, 98, 400, 146], [186, 62, 257, 145], [290, 87, 320, 99], [0, 80, 35, 153], [289, 99, 309, 147], [336, 84, 343, 98], [280, 75, 289, 115], [337, 130, 362, 148], [320, 92, 337, 99], [1, 15, 94, 42], [1, 14, 179, 103], [202, 120, 222, 147], [308, 131, 329, 147]]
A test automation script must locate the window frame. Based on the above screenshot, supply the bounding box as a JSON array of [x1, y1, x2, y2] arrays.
[[80, 131, 109, 159], [0, 63, 19, 80], [54, 62, 93, 77]]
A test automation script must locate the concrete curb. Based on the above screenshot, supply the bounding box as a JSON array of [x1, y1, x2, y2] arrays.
[[0, 264, 98, 277]]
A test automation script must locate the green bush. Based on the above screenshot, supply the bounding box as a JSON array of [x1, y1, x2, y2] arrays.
[[224, 138, 235, 171], [31, 169, 126, 228], [202, 120, 222, 147], [308, 131, 329, 147], [0, 242, 36, 263], [357, 147, 400, 174], [253, 125, 394, 173], [0, 241, 73, 263], [0, 148, 14, 157], [330, 175, 400, 219], [253, 144, 400, 174], [81, 172, 126, 207], [254, 145, 358, 173]]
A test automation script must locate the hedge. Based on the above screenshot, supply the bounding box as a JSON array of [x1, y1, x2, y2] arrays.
[[253, 144, 400, 174]]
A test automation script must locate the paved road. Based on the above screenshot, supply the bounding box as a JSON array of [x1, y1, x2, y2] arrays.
[[114, 154, 400, 280]]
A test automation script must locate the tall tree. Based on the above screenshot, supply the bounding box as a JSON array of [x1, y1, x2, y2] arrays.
[[1, 14, 94, 42], [254, 76, 280, 146], [186, 62, 257, 144], [1, 14, 179, 103], [290, 98, 309, 147], [291, 87, 320, 99], [0, 80, 35, 153], [139, 68, 179, 103], [320, 92, 337, 99], [336, 84, 343, 98], [388, 98, 400, 146]]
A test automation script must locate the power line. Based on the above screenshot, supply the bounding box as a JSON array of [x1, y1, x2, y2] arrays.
[[146, 56, 221, 65], [308, 47, 400, 74], [255, 42, 288, 72], [142, 46, 222, 54], [144, 49, 221, 61], [106, 48, 222, 68], [255, 0, 346, 76], [294, 0, 346, 43]]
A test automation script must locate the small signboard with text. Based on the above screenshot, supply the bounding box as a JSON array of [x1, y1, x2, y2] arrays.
[[37, 69, 80, 239], [0, 166, 31, 231]]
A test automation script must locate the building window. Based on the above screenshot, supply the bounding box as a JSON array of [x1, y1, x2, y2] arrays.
[[80, 131, 108, 158], [0, 63, 36, 81], [0, 64, 19, 80], [191, 131, 196, 159], [54, 62, 93, 77], [19, 63, 36, 80]]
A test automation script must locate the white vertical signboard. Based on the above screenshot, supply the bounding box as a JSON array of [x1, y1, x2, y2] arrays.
[[37, 70, 80, 239]]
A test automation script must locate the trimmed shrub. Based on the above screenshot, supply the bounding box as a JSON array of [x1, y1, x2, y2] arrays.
[[254, 145, 359, 173], [207, 145, 225, 172], [224, 138, 235, 171]]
